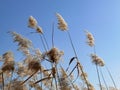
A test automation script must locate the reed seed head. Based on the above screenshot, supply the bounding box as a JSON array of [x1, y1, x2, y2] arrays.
[[3, 51, 14, 62], [28, 58, 41, 72], [85, 30, 95, 47], [90, 54, 105, 66], [46, 47, 64, 63], [36, 26, 43, 34], [11, 32, 32, 53], [28, 16, 38, 29], [2, 61, 14, 72], [56, 13, 68, 31]]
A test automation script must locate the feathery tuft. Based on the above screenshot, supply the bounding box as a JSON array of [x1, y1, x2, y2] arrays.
[[85, 30, 95, 47], [28, 16, 38, 29], [56, 13, 68, 31]]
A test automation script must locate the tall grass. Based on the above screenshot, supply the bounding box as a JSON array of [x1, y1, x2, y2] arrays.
[[0, 13, 118, 90]]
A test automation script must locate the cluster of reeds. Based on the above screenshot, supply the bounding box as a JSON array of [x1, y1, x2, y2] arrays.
[[0, 13, 118, 90], [85, 30, 118, 90]]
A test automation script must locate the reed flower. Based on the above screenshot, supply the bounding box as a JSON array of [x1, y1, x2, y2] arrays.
[[2, 51, 14, 72], [28, 57, 41, 72], [56, 13, 68, 30], [90, 54, 105, 67], [28, 16, 38, 29], [35, 48, 43, 60], [11, 32, 32, 53], [59, 75, 72, 90], [59, 67, 72, 90], [85, 31, 94, 47], [17, 62, 27, 77], [3, 51, 14, 62], [46, 47, 64, 63], [2, 61, 14, 72], [36, 26, 43, 34]]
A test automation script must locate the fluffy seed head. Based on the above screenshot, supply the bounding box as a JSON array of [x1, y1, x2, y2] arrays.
[[3, 51, 14, 62], [85, 31, 95, 47], [17, 62, 27, 77], [36, 26, 43, 34], [2, 51, 14, 72], [11, 32, 32, 53], [28, 16, 37, 29], [46, 47, 64, 63], [28, 58, 41, 72], [56, 13, 68, 31], [2, 61, 14, 72], [90, 54, 105, 66], [35, 48, 43, 60]]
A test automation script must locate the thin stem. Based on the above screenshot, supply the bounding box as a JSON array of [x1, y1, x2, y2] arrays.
[[51, 77, 53, 89], [54, 76, 58, 90], [8, 71, 14, 90], [40, 35, 47, 52], [21, 71, 38, 85], [93, 46, 102, 90], [54, 64, 58, 90], [56, 65, 62, 89], [40, 73, 42, 90], [67, 31, 77, 58], [2, 72, 4, 90], [96, 65, 102, 90], [105, 66, 117, 89], [42, 34, 49, 49], [100, 68, 109, 90], [68, 64, 77, 77]]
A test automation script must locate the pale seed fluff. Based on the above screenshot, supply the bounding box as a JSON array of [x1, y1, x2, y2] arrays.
[[11, 32, 32, 53], [28, 57, 41, 72], [90, 54, 105, 66], [36, 26, 43, 34], [17, 62, 27, 77], [35, 48, 44, 60], [59, 68, 72, 90], [46, 47, 64, 63], [85, 30, 94, 47], [56, 13, 68, 31], [3, 51, 14, 62], [28, 16, 38, 29], [2, 51, 14, 72]]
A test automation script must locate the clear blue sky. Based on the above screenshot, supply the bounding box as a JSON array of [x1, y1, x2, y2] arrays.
[[0, 0, 120, 89]]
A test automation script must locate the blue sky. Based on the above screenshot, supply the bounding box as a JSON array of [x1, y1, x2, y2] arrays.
[[0, 0, 120, 89]]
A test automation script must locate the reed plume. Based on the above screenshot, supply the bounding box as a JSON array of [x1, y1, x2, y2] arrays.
[[10, 31, 32, 55], [28, 16, 38, 29], [56, 13, 68, 31], [85, 30, 94, 47], [46, 47, 64, 63]]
